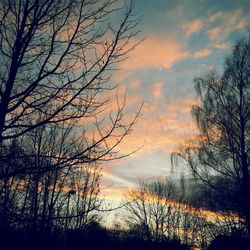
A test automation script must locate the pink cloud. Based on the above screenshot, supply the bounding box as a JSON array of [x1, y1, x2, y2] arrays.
[[208, 12, 223, 23], [152, 82, 163, 97], [207, 27, 221, 42], [193, 48, 212, 58], [100, 185, 130, 201], [129, 79, 141, 89], [207, 9, 249, 44], [182, 19, 202, 36], [119, 36, 189, 71], [108, 97, 199, 157], [98, 96, 200, 201], [213, 43, 230, 50]]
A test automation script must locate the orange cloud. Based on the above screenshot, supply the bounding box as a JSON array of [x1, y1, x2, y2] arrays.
[[119, 36, 189, 71], [207, 9, 249, 44], [207, 27, 221, 42], [80, 90, 200, 166], [208, 12, 223, 23], [182, 19, 202, 36], [102, 184, 241, 226], [102, 186, 129, 199], [129, 79, 141, 89], [152, 82, 163, 97], [108, 97, 199, 157], [193, 48, 212, 58], [213, 43, 230, 50], [224, 9, 248, 30]]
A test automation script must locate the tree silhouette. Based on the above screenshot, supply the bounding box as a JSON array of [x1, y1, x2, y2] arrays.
[[123, 178, 200, 244], [0, 0, 142, 179], [173, 38, 250, 235], [0, 0, 142, 241]]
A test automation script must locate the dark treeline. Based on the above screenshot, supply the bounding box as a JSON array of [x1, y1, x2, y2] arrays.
[[172, 37, 250, 249], [121, 177, 248, 249], [0, 0, 142, 249], [0, 124, 103, 232], [1, 220, 190, 250]]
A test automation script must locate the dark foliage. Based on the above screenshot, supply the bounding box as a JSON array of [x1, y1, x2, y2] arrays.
[[207, 234, 250, 250], [0, 225, 190, 250], [173, 37, 250, 234]]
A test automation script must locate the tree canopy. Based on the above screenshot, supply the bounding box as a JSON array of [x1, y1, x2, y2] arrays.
[[173, 38, 250, 234]]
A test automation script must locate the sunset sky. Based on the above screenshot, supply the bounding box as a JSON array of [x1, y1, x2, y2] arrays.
[[100, 0, 250, 202]]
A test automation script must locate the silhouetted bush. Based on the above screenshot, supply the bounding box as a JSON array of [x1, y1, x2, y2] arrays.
[[0, 224, 190, 250], [207, 234, 250, 250]]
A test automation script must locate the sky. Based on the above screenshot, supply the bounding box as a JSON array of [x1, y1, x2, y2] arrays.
[[100, 0, 250, 203]]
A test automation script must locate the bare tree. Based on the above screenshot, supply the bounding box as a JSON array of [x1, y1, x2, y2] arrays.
[[0, 121, 105, 233], [67, 163, 103, 230], [123, 179, 185, 243], [172, 38, 250, 235], [0, 0, 142, 178]]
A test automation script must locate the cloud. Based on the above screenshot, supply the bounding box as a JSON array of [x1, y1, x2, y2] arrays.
[[109, 97, 199, 158], [213, 43, 230, 50], [207, 27, 221, 42], [129, 79, 141, 89], [224, 9, 248, 30], [182, 19, 202, 37], [207, 9, 249, 43], [208, 11, 223, 23], [119, 36, 189, 71], [98, 4, 250, 204], [193, 48, 212, 58], [100, 185, 130, 202], [102, 170, 134, 190], [93, 96, 200, 198], [152, 82, 163, 97], [99, 96, 200, 200]]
